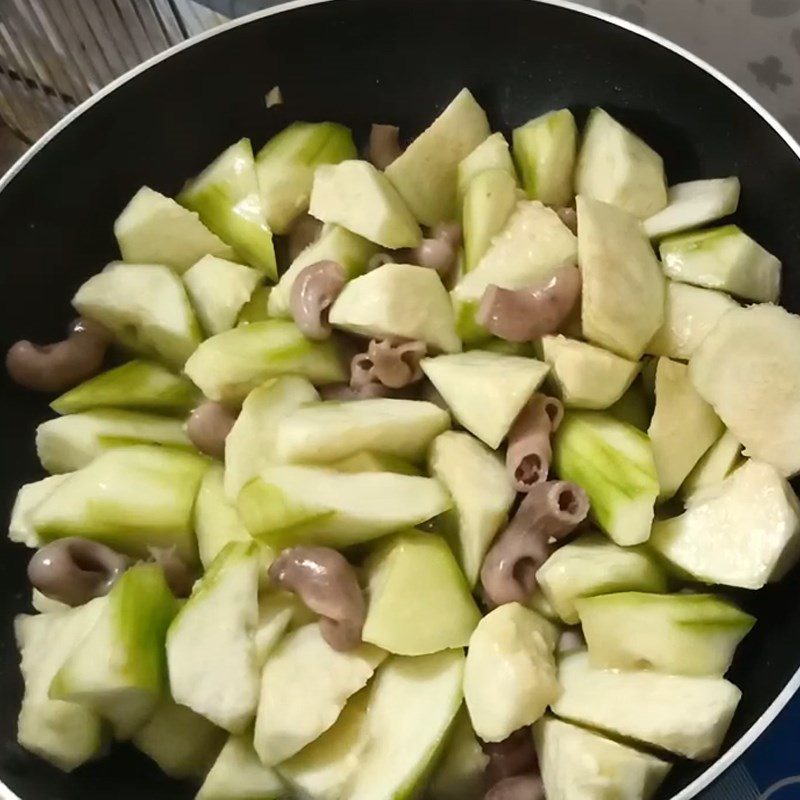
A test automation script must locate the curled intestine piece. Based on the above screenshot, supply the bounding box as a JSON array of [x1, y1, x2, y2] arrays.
[[431, 221, 463, 250], [476, 265, 582, 343], [7, 318, 110, 393], [482, 727, 538, 785], [269, 545, 366, 651], [28, 538, 130, 607], [485, 774, 545, 800], [147, 546, 197, 598], [368, 124, 402, 170], [350, 337, 426, 390], [555, 205, 578, 234], [287, 214, 323, 262], [289, 260, 346, 340], [506, 395, 564, 491], [187, 401, 237, 459], [558, 628, 585, 655], [397, 222, 462, 280], [480, 480, 589, 607]]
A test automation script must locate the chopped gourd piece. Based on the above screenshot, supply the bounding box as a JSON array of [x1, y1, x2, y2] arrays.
[[644, 177, 740, 239], [31, 445, 207, 563], [183, 319, 345, 404], [51, 360, 198, 416], [182, 256, 261, 336], [73, 262, 202, 369], [681, 430, 743, 499], [385, 88, 490, 225], [236, 285, 271, 324], [310, 160, 421, 248], [553, 411, 659, 545], [36, 409, 192, 474], [577, 591, 754, 676], [254, 593, 298, 667], [428, 430, 515, 586], [464, 603, 559, 742], [15, 603, 107, 770], [32, 590, 69, 614], [330, 451, 420, 475], [457, 131, 517, 200], [238, 466, 451, 549], [528, 590, 559, 621], [346, 650, 465, 800], [648, 358, 723, 500], [650, 459, 800, 589], [224, 375, 319, 500], [194, 464, 252, 569], [421, 351, 550, 448], [575, 108, 667, 218], [541, 335, 639, 409], [578, 195, 665, 360], [362, 531, 482, 656], [255, 121, 357, 234], [50, 565, 178, 739], [197, 732, 284, 800], [646, 281, 738, 360], [428, 708, 488, 800], [114, 186, 236, 273], [552, 651, 741, 760], [167, 542, 260, 733], [689, 304, 800, 476], [329, 263, 460, 353], [178, 138, 276, 278], [462, 168, 518, 270], [133, 697, 225, 779], [512, 108, 577, 207], [276, 399, 450, 465], [268, 224, 376, 318], [254, 623, 384, 765], [535, 716, 671, 800], [536, 532, 668, 625], [276, 688, 371, 800], [9, 475, 69, 547], [451, 201, 577, 342], [660, 225, 780, 302]]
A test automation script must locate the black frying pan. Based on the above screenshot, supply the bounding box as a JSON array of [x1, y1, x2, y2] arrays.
[[1, 1, 799, 798]]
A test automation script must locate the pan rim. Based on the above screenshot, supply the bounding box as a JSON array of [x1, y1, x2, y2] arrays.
[[0, 1, 798, 799]]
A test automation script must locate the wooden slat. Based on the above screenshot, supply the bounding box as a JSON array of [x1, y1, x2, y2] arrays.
[[0, 0, 227, 143]]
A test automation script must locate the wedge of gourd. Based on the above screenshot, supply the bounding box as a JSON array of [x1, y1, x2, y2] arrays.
[[553, 412, 659, 546], [183, 320, 345, 404], [512, 108, 577, 207], [73, 262, 202, 369], [178, 138, 276, 278], [651, 459, 800, 589], [114, 186, 236, 273], [575, 108, 667, 218], [385, 88, 490, 225], [255, 121, 357, 234], [689, 304, 800, 476], [578, 195, 665, 360], [660, 225, 780, 302]]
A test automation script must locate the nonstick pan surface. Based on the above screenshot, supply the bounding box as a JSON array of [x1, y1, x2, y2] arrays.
[[1, 1, 799, 798]]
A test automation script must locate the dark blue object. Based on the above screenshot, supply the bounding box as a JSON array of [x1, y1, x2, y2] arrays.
[[1, 1, 800, 798], [722, 699, 800, 798]]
